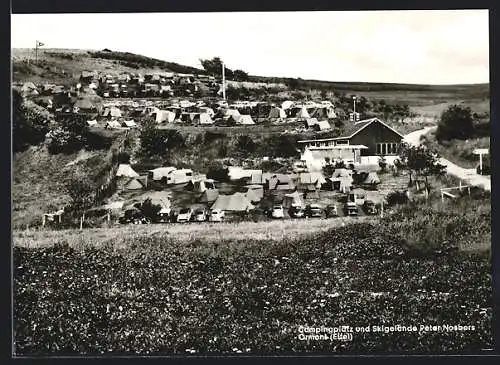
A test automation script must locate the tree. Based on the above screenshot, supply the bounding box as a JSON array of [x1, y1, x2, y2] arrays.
[[233, 69, 249, 82], [398, 143, 447, 190], [236, 135, 257, 157], [200, 57, 233, 78], [436, 105, 474, 141], [13, 89, 51, 152], [139, 198, 161, 222], [66, 175, 94, 213]]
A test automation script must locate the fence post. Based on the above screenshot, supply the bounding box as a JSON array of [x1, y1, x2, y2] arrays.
[[459, 180, 462, 191], [42, 214, 46, 227], [441, 190, 444, 203]]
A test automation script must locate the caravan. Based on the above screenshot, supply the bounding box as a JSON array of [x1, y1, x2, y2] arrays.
[[166, 169, 193, 185]]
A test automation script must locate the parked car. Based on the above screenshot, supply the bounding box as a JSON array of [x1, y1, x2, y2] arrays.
[[208, 209, 225, 222], [325, 204, 338, 218], [289, 205, 305, 218], [305, 204, 323, 218], [363, 200, 378, 215], [119, 209, 151, 224], [271, 204, 285, 219], [193, 209, 207, 222], [176, 208, 193, 223], [155, 208, 171, 223], [344, 192, 359, 216]]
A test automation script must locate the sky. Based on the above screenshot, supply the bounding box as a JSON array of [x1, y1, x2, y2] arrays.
[[11, 10, 489, 85]]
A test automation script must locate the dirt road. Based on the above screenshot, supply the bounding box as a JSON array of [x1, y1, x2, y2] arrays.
[[403, 127, 490, 191]]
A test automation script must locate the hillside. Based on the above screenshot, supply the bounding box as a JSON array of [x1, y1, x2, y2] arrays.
[[12, 48, 489, 114]]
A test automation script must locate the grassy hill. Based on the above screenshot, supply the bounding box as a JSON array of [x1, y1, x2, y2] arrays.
[[12, 48, 489, 114]]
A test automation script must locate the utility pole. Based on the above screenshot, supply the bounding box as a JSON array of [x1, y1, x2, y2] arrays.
[[353, 96, 357, 122], [222, 61, 226, 101]]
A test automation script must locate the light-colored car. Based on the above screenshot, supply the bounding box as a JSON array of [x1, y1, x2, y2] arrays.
[[271, 205, 285, 219], [176, 208, 193, 223], [208, 209, 225, 222], [194, 209, 207, 222]]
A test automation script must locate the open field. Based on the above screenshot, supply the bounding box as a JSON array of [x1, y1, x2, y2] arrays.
[[13, 216, 376, 249], [13, 195, 492, 354]]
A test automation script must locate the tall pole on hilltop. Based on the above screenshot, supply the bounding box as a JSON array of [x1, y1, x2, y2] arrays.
[[222, 62, 226, 101], [35, 41, 38, 65]]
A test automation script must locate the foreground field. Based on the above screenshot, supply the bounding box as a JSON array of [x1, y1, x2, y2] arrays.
[[13, 195, 491, 355], [13, 216, 375, 249]]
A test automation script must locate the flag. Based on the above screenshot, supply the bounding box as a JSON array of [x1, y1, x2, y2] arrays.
[[36, 41, 44, 47]]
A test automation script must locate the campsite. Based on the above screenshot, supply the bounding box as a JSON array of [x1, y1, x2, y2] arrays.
[[11, 9, 492, 356]]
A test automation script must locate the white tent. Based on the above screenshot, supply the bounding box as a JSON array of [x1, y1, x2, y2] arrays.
[[283, 191, 304, 209], [116, 164, 140, 178], [268, 107, 287, 120], [315, 120, 331, 131], [155, 110, 176, 123], [86, 120, 98, 127], [106, 120, 122, 129], [235, 115, 255, 125], [194, 113, 214, 125], [122, 120, 137, 128], [281, 100, 294, 110], [211, 192, 255, 212]]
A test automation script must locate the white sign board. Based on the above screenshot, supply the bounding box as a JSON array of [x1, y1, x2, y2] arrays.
[[473, 148, 489, 155]]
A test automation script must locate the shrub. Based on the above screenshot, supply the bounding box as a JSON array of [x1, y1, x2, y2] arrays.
[[386, 190, 409, 206], [436, 105, 474, 141]]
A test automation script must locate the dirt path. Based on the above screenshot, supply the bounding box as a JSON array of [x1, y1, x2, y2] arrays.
[[403, 127, 490, 191]]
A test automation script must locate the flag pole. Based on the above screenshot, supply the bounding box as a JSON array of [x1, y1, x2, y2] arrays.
[[35, 41, 38, 65]]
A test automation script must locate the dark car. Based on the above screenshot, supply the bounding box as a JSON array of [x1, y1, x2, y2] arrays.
[[289, 205, 305, 218], [305, 204, 323, 218], [363, 200, 378, 215], [325, 204, 339, 218], [119, 209, 151, 224]]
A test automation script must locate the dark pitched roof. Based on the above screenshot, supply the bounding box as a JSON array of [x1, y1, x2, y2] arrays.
[[335, 118, 404, 140]]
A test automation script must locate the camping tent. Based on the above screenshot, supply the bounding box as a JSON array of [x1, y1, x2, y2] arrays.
[[124, 178, 145, 190], [224, 109, 241, 120], [116, 164, 139, 178], [103, 107, 122, 118], [281, 100, 294, 110], [315, 120, 331, 131], [283, 191, 304, 209], [234, 115, 255, 125], [305, 118, 319, 128], [289, 106, 310, 119], [268, 107, 287, 120], [155, 110, 176, 123], [244, 185, 264, 202], [194, 113, 214, 125], [267, 174, 296, 190], [210, 192, 255, 212], [74, 98, 96, 111], [86, 120, 98, 127], [331, 168, 353, 193], [200, 189, 219, 203], [21, 82, 39, 96], [363, 171, 381, 185], [299, 172, 327, 189], [122, 120, 137, 128], [106, 120, 122, 129]]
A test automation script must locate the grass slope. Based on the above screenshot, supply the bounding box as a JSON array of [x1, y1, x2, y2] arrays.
[[13, 196, 491, 354]]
